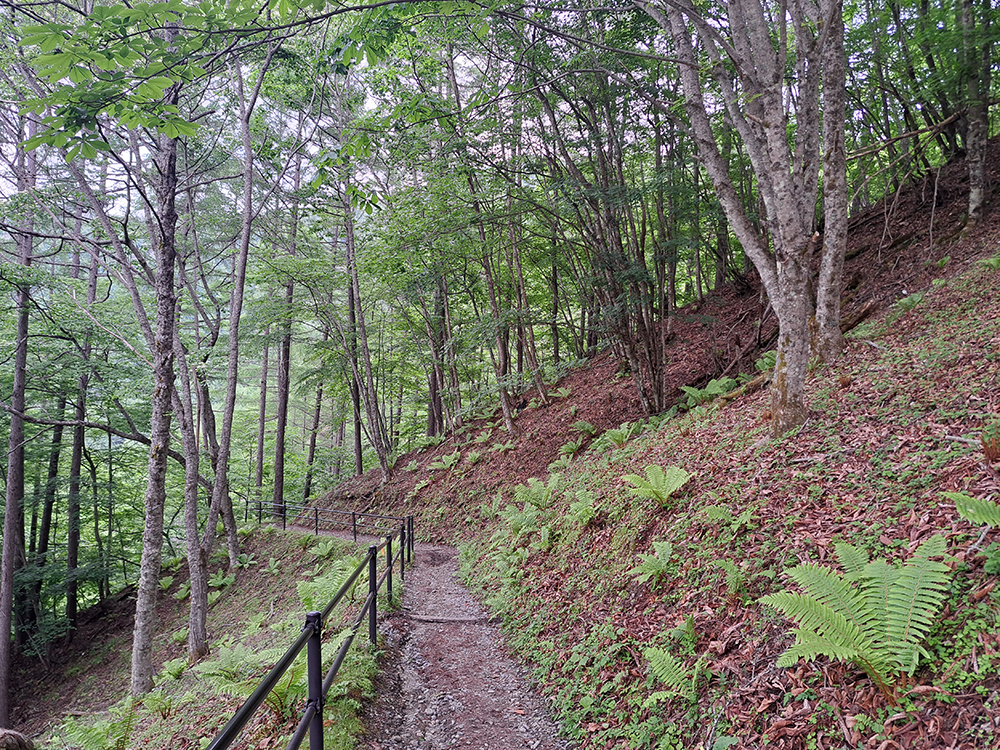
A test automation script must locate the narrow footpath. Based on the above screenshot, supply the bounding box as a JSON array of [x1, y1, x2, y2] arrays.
[[359, 542, 572, 750]]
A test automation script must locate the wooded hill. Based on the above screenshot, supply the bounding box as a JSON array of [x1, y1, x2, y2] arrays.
[[0, 0, 998, 739], [10, 130, 1000, 750]]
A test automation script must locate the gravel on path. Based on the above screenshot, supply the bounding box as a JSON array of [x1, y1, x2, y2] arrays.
[[359, 542, 572, 750]]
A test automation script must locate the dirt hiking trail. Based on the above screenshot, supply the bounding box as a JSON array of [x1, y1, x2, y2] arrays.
[[360, 542, 572, 750]]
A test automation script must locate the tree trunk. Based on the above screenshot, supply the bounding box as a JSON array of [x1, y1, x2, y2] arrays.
[[303, 328, 329, 503], [0, 115, 35, 727], [65, 387, 85, 639], [641, 0, 848, 435], [961, 0, 992, 225], [256, 334, 270, 500], [130, 122, 180, 696]]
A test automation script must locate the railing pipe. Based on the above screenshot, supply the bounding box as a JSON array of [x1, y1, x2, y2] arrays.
[[206, 625, 314, 750], [399, 521, 405, 581], [368, 545, 377, 646]]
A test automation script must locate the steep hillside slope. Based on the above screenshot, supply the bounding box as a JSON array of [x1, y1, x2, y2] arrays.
[[319, 138, 1000, 544], [322, 142, 1000, 749]]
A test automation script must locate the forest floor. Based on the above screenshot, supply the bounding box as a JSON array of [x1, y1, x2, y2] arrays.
[[11, 141, 1000, 750]]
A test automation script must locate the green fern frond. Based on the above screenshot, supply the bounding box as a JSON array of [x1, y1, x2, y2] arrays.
[[884, 535, 950, 674], [643, 647, 698, 702], [702, 505, 734, 524], [945, 492, 1000, 527], [783, 564, 873, 639], [860, 560, 897, 643], [777, 629, 863, 668], [761, 535, 953, 696], [835, 542, 870, 579], [760, 592, 870, 653]]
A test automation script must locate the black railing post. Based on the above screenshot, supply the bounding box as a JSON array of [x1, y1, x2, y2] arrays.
[[399, 522, 405, 581], [368, 546, 377, 646], [304, 611, 324, 750], [258, 500, 262, 525], [314, 507, 319, 536], [385, 535, 393, 603], [408, 516, 414, 562], [352, 512, 357, 543]]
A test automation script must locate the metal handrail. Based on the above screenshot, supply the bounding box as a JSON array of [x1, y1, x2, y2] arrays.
[[247, 497, 407, 542], [205, 514, 414, 750]]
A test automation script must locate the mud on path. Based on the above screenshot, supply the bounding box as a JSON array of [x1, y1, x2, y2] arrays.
[[360, 543, 571, 750]]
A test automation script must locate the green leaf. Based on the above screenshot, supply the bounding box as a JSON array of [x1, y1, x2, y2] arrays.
[[945, 492, 1000, 526]]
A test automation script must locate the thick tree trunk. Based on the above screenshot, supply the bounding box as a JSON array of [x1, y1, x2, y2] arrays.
[[814, 4, 848, 362], [0, 246, 29, 730], [272, 282, 293, 519], [642, 0, 848, 436], [0, 117, 36, 727], [961, 0, 992, 225], [130, 126, 179, 696], [175, 330, 209, 662]]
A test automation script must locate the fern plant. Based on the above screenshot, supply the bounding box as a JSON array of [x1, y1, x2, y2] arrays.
[[980, 420, 1000, 462], [572, 420, 599, 436], [977, 253, 1000, 271], [429, 449, 461, 471], [713, 559, 745, 600], [628, 541, 676, 588], [56, 697, 137, 750], [558, 436, 585, 458], [568, 491, 598, 527], [759, 535, 952, 699], [548, 456, 573, 472], [514, 473, 564, 509], [680, 377, 738, 408], [642, 647, 705, 705], [623, 465, 692, 507], [946, 491, 1000, 526], [702, 504, 756, 536]]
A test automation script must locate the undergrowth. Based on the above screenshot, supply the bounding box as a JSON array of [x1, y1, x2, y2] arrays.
[[460, 256, 1000, 749], [43, 529, 379, 750]]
